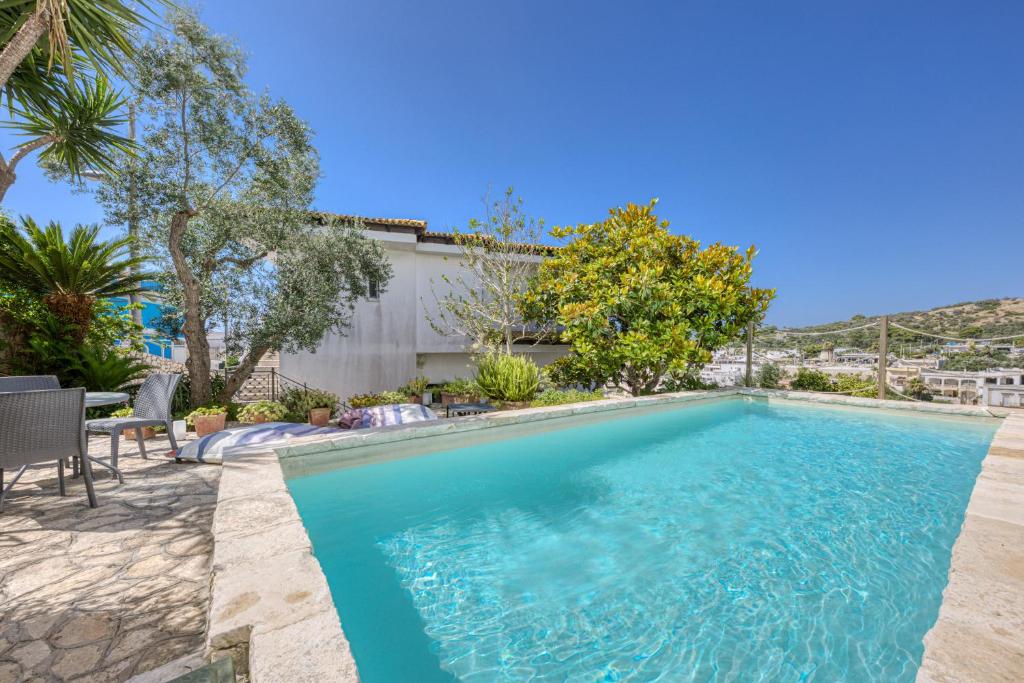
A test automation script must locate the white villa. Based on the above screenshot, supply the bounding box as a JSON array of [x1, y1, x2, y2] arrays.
[[279, 216, 566, 402], [919, 368, 1024, 407]]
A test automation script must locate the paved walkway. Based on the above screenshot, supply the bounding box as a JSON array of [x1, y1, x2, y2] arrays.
[[0, 434, 219, 682]]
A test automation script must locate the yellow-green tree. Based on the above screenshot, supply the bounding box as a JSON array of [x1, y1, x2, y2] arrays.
[[523, 200, 774, 395]]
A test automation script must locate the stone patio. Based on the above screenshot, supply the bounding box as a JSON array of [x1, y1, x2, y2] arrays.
[[0, 434, 219, 683]]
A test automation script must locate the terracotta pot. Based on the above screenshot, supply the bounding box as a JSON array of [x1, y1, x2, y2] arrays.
[[500, 400, 531, 410], [308, 407, 331, 427], [123, 426, 156, 440], [251, 414, 268, 424], [193, 413, 226, 437], [407, 394, 423, 405]]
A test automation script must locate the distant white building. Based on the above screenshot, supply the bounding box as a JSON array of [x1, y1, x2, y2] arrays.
[[919, 368, 1024, 407], [279, 216, 566, 402]]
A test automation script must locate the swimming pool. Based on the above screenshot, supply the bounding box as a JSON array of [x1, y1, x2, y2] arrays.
[[285, 397, 998, 681]]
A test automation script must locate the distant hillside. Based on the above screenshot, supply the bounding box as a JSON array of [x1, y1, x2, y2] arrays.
[[757, 298, 1024, 351]]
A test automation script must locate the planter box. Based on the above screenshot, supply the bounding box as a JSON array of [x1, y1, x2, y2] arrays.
[[193, 414, 226, 437], [498, 400, 532, 410], [406, 395, 423, 405], [308, 407, 332, 427], [123, 426, 156, 440]]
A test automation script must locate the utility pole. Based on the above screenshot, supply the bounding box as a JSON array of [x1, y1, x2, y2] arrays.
[[127, 103, 143, 328], [746, 322, 754, 387], [878, 315, 889, 400]]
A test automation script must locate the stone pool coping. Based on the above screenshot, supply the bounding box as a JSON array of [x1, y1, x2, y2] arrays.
[[205, 388, 1019, 681]]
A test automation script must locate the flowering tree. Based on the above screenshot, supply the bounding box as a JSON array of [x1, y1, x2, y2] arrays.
[[523, 200, 774, 395]]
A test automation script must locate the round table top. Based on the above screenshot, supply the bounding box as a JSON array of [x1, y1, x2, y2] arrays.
[[85, 391, 130, 408]]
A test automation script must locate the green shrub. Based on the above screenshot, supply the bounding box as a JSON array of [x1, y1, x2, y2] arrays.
[[790, 368, 835, 392], [185, 405, 227, 426], [659, 368, 717, 392], [904, 377, 934, 402], [833, 373, 878, 398], [474, 353, 540, 402], [543, 353, 607, 389], [110, 407, 133, 418], [530, 388, 604, 407], [756, 363, 784, 389], [279, 386, 339, 420], [349, 390, 408, 408], [401, 376, 429, 396], [440, 377, 480, 397], [70, 345, 151, 391], [237, 400, 289, 423]]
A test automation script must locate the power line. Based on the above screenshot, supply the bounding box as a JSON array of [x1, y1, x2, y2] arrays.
[[761, 321, 879, 337], [888, 322, 1024, 343]]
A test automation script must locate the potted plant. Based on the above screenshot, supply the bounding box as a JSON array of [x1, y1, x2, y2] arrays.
[[474, 353, 540, 409], [303, 389, 339, 427], [439, 378, 481, 405], [402, 376, 429, 404], [238, 400, 289, 424], [111, 407, 156, 440], [349, 391, 407, 408], [186, 405, 228, 437]]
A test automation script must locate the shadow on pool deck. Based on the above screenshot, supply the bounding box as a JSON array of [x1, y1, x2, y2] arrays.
[[0, 434, 220, 682]]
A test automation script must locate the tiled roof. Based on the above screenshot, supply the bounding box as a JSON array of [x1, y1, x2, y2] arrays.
[[310, 210, 557, 252], [308, 211, 427, 230]]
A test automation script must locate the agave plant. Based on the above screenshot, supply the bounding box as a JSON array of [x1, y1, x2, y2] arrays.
[[0, 216, 148, 339], [474, 353, 540, 402]]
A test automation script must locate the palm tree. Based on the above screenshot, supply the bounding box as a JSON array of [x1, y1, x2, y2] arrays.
[[0, 216, 148, 339], [0, 74, 131, 200], [0, 1, 161, 92]]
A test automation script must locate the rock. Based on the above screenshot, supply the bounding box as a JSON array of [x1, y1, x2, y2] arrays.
[[51, 642, 106, 679], [51, 613, 117, 648]]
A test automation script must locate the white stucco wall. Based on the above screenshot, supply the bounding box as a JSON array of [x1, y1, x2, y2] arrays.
[[279, 230, 566, 402]]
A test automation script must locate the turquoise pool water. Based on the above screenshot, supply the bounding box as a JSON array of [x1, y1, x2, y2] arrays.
[[286, 398, 997, 682]]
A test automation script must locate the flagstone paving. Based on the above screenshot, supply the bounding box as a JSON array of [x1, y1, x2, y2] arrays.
[[0, 434, 219, 682]]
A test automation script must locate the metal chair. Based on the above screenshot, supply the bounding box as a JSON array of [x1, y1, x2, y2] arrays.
[[0, 388, 97, 512], [85, 373, 181, 480], [0, 375, 60, 392]]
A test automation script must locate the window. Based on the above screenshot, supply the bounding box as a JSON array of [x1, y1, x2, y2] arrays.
[[367, 278, 380, 301]]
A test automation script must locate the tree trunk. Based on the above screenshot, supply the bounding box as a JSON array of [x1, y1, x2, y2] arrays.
[[0, 169, 14, 203], [217, 342, 272, 404], [168, 209, 213, 407], [43, 293, 95, 341], [0, 8, 48, 93]]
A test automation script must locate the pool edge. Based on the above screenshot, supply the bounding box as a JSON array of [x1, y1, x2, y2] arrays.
[[204, 448, 359, 682], [915, 410, 1024, 682], [206, 388, 1020, 681]]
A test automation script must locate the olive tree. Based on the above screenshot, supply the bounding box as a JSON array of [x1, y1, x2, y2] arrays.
[[94, 10, 390, 406], [523, 200, 774, 395]]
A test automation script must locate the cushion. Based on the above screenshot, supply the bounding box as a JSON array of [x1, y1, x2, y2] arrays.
[[174, 422, 342, 464]]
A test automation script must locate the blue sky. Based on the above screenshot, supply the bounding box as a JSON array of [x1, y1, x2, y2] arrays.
[[2, 1, 1022, 326]]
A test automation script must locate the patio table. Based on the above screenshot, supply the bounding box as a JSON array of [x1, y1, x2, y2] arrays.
[[85, 391, 130, 408]]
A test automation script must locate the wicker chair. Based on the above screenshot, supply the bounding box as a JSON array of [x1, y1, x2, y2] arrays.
[[0, 388, 97, 512], [0, 375, 60, 392], [85, 373, 181, 478]]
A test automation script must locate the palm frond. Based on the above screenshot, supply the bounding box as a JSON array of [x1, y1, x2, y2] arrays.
[[0, 216, 150, 299], [2, 73, 135, 179], [0, 0, 165, 80]]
